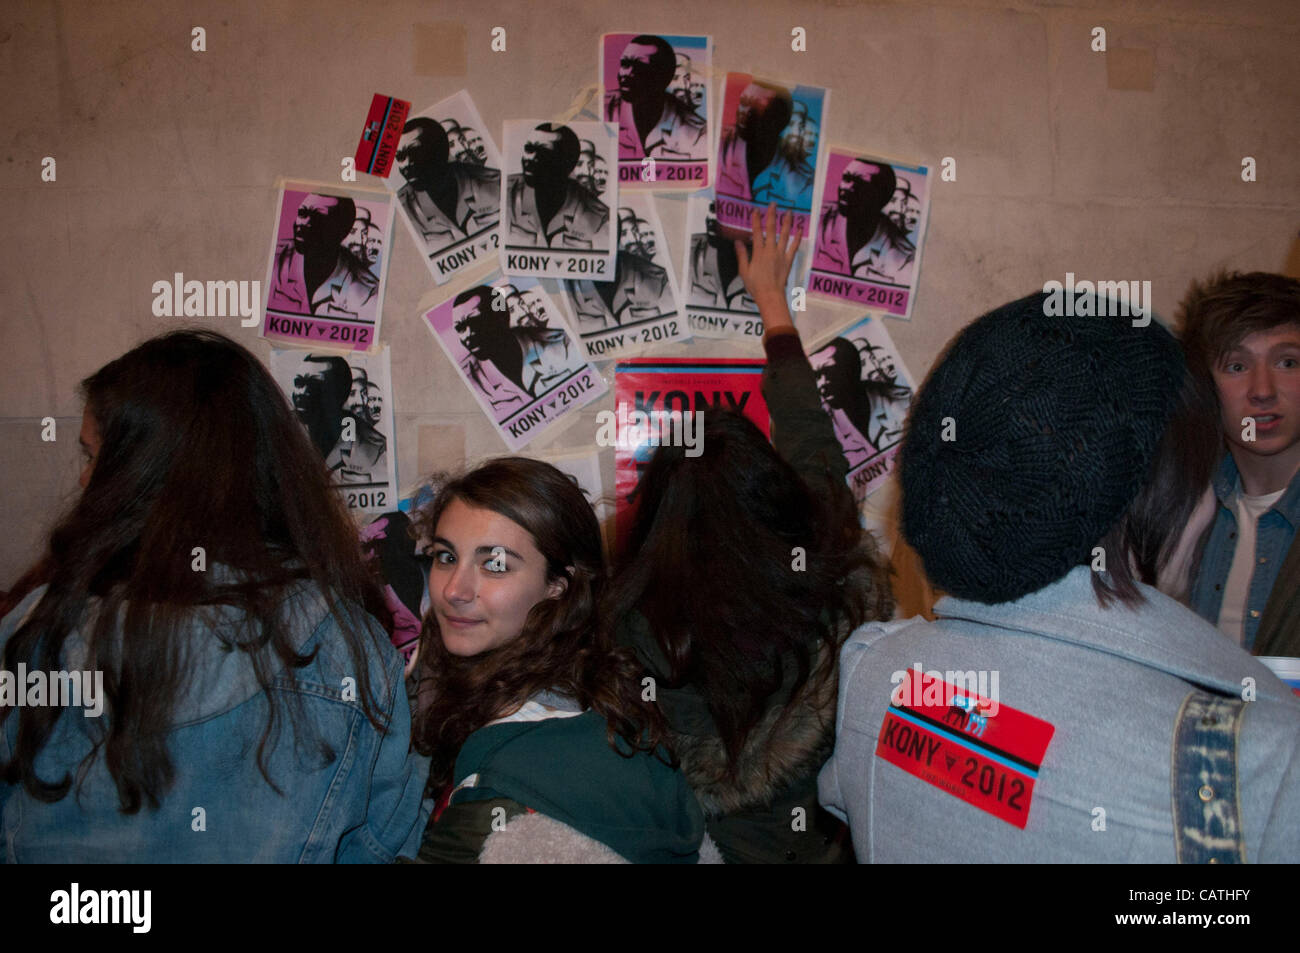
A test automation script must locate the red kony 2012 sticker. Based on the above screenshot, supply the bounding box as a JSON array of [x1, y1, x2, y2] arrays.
[[355, 94, 411, 178], [875, 669, 1054, 828]]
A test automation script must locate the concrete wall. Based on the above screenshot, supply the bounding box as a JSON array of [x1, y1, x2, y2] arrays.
[[2, 0, 1297, 596]]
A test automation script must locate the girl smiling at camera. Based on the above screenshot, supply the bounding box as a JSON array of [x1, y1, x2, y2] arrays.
[[405, 456, 704, 863]]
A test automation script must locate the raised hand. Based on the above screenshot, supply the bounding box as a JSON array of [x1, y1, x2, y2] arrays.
[[735, 202, 802, 332]]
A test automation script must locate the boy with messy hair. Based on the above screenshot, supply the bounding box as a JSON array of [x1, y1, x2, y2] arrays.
[[1177, 271, 1300, 656]]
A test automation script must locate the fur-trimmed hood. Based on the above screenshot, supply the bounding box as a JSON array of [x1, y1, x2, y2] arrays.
[[618, 587, 894, 816], [618, 550, 891, 818], [669, 646, 838, 816]]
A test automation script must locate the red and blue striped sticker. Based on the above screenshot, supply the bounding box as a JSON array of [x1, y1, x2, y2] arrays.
[[875, 670, 1055, 829]]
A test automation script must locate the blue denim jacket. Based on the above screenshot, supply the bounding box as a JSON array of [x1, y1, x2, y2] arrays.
[[1188, 454, 1300, 650], [820, 566, 1300, 862], [0, 582, 431, 863]]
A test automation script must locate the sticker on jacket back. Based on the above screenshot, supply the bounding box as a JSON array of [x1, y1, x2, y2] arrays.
[[876, 668, 1055, 829]]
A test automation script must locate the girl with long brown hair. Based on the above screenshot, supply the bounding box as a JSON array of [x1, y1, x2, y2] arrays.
[[0, 330, 428, 862], [407, 456, 704, 863]]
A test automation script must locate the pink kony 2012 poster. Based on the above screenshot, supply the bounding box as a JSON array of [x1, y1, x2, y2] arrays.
[[423, 272, 607, 451], [713, 72, 828, 242], [261, 180, 394, 353], [600, 32, 713, 191], [809, 149, 931, 319], [806, 313, 915, 502]]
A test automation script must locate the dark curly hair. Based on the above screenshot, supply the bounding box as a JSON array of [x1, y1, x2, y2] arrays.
[[604, 407, 893, 779]]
